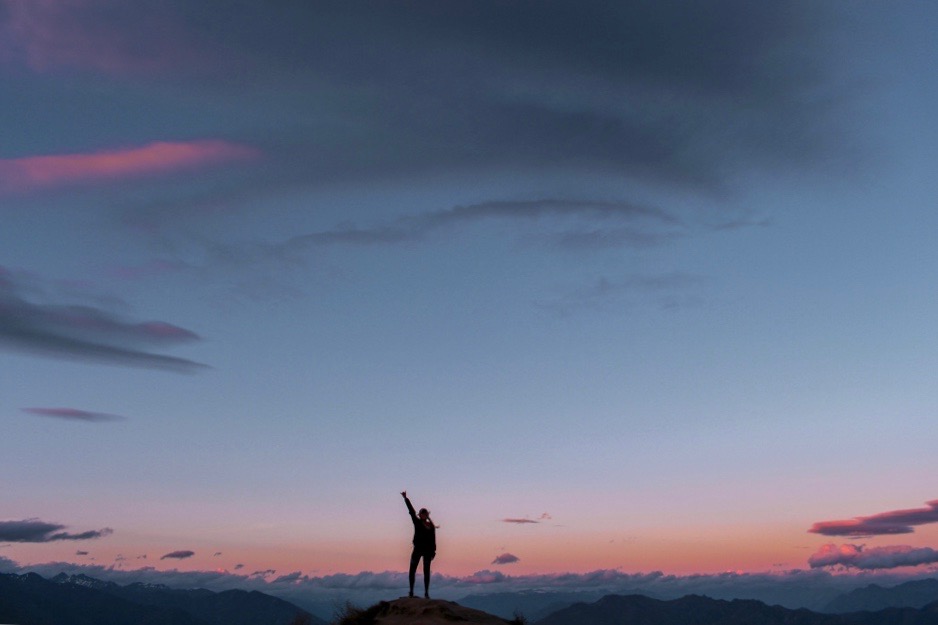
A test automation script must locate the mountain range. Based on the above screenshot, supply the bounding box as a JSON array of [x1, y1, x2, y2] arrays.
[[823, 578, 938, 613], [533, 593, 938, 625], [6, 570, 938, 625], [0, 571, 321, 625]]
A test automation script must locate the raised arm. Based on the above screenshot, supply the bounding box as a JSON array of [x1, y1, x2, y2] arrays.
[[402, 491, 417, 518]]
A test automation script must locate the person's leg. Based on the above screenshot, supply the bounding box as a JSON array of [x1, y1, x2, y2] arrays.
[[423, 552, 433, 598], [408, 550, 420, 597]]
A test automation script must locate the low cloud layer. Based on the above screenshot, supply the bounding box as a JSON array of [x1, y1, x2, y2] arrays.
[[22, 407, 125, 423], [0, 267, 206, 372], [5, 556, 934, 614], [160, 550, 195, 560], [809, 543, 938, 570], [809, 500, 938, 537], [0, 519, 112, 542]]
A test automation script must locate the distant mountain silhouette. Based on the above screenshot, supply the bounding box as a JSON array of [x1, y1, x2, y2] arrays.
[[458, 590, 605, 621], [0, 572, 204, 625], [532, 593, 938, 625], [0, 571, 320, 625], [824, 578, 938, 613]]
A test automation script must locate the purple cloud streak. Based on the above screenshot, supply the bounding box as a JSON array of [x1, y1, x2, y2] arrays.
[[809, 500, 938, 537], [23, 407, 125, 423]]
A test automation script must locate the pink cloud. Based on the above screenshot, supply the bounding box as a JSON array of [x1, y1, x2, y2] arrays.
[[809, 500, 938, 537], [809, 543, 938, 570], [1, 0, 206, 75], [460, 570, 507, 584], [0, 140, 259, 193]]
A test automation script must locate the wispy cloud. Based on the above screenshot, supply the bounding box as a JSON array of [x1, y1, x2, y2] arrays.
[[0, 519, 113, 542], [0, 267, 207, 371], [281, 198, 679, 254], [492, 553, 520, 565], [0, 0, 211, 75], [22, 407, 125, 423], [809, 500, 938, 537], [501, 513, 552, 525], [539, 272, 705, 314], [0, 140, 258, 194], [160, 550, 195, 561], [808, 543, 938, 570]]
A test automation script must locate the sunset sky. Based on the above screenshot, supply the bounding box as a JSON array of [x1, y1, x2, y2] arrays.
[[2, 0, 938, 598]]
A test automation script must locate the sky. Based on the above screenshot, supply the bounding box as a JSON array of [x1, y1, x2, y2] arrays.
[[2, 0, 938, 609]]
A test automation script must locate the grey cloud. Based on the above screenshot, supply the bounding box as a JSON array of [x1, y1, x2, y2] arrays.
[[273, 571, 305, 584], [808, 544, 938, 570], [0, 268, 207, 372], [277, 198, 680, 259], [160, 550, 195, 560], [492, 553, 520, 565], [502, 518, 539, 525], [540, 272, 705, 313], [75, 551, 89, 556], [234, 563, 244, 570], [0, 519, 113, 543], [412, 199, 679, 229], [23, 407, 125, 423]]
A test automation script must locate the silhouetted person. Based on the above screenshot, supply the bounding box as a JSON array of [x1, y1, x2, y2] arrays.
[[401, 490, 436, 598]]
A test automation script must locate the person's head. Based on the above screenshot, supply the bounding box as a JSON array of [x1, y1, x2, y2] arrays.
[[418, 508, 429, 521]]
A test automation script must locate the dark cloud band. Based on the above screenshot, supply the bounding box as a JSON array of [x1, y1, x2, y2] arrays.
[[0, 519, 113, 543], [809, 500, 938, 537], [809, 544, 938, 570], [0, 268, 207, 372]]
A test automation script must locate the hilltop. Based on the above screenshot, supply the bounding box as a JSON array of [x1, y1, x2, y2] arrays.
[[335, 596, 525, 625]]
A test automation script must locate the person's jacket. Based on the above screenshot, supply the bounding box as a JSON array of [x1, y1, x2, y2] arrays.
[[405, 496, 436, 552]]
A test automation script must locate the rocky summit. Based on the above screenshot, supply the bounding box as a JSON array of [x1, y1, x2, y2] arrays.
[[337, 597, 520, 625]]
